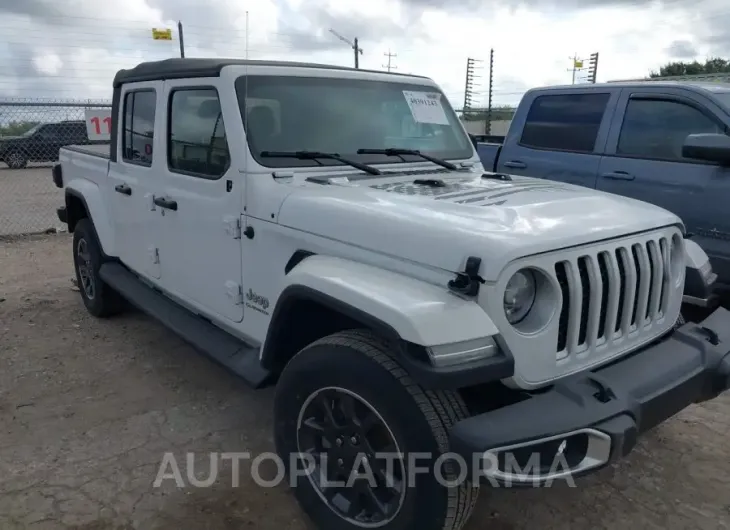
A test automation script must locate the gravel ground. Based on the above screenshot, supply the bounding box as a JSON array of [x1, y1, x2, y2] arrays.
[[1, 234, 729, 530], [0, 167, 64, 237]]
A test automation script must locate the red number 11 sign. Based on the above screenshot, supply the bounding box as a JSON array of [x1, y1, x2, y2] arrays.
[[84, 109, 113, 141]]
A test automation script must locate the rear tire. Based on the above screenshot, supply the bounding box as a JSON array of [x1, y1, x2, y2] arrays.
[[72, 218, 124, 318], [274, 329, 479, 530]]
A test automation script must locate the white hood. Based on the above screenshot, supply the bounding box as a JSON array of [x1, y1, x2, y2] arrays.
[[276, 169, 683, 281]]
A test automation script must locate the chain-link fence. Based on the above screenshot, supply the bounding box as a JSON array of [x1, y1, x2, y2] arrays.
[[0, 98, 111, 237]]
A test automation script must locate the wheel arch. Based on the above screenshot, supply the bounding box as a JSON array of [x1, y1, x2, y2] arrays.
[[260, 255, 503, 381], [64, 183, 116, 257]]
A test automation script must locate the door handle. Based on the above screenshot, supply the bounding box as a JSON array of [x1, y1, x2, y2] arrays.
[[153, 196, 178, 211], [503, 160, 527, 169], [601, 171, 635, 181], [114, 183, 132, 196]]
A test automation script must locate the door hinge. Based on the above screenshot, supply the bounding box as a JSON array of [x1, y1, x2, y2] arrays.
[[224, 216, 242, 239], [225, 281, 243, 305], [149, 246, 160, 264]]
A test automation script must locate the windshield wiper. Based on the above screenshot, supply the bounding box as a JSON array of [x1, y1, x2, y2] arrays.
[[260, 150, 381, 175], [357, 148, 458, 170]]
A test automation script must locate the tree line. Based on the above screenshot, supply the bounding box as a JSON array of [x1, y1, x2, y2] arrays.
[[651, 57, 730, 78], [0, 121, 39, 137]]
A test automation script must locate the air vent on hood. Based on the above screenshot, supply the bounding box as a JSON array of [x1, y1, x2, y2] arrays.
[[370, 179, 475, 197], [379, 167, 471, 178]]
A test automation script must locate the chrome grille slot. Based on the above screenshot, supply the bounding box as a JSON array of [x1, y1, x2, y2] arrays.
[[555, 235, 673, 359]]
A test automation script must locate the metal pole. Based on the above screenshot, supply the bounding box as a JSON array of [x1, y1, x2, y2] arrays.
[[178, 21, 185, 58], [245, 11, 250, 59], [486, 48, 494, 135], [571, 53, 577, 84], [354, 38, 360, 69]]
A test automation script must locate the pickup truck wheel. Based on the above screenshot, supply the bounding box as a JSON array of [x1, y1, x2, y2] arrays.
[[72, 219, 124, 318], [274, 329, 479, 530], [6, 151, 27, 169]]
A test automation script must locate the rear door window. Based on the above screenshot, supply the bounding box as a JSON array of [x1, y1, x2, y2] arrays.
[[122, 90, 156, 166], [520, 93, 610, 153]]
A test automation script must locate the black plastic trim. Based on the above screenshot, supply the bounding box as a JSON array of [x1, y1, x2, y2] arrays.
[[684, 265, 714, 300], [113, 58, 428, 88], [63, 190, 113, 261], [398, 342, 514, 390], [284, 250, 315, 274], [110, 85, 121, 163], [261, 284, 513, 389], [52, 163, 63, 188], [449, 307, 730, 476], [56, 206, 67, 224], [100, 262, 271, 388], [261, 285, 401, 372]]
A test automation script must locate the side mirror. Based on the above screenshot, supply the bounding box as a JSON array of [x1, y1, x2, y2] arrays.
[[682, 133, 730, 165], [468, 133, 478, 149]]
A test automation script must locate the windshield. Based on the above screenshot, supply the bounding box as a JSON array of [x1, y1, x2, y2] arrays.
[[21, 124, 43, 137], [235, 75, 473, 169]]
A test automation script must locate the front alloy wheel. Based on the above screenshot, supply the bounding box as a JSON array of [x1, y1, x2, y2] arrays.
[[275, 329, 479, 530], [296, 387, 406, 527]]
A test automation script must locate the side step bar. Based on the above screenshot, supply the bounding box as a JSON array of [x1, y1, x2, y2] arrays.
[[100, 262, 272, 389]]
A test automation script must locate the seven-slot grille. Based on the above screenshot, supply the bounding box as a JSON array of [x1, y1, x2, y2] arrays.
[[554, 236, 674, 359]]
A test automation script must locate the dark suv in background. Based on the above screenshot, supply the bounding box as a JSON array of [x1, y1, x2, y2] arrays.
[[0, 121, 92, 169]]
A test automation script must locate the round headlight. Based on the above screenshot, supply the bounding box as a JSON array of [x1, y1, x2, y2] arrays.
[[504, 270, 536, 324]]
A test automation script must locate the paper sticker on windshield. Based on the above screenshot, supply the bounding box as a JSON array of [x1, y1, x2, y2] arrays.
[[402, 91, 449, 125]]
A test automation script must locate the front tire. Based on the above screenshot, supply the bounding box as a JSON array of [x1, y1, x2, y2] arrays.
[[72, 218, 124, 318], [274, 330, 479, 530], [6, 151, 27, 169]]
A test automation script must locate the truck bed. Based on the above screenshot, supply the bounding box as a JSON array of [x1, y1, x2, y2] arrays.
[[63, 143, 110, 159]]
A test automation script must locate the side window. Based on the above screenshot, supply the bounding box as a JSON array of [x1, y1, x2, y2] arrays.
[[122, 90, 156, 166], [168, 88, 230, 179], [520, 93, 610, 153], [617, 98, 724, 161], [36, 125, 57, 139]]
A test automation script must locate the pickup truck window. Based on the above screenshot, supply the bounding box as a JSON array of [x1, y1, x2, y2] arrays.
[[520, 93, 610, 153], [122, 90, 156, 167], [168, 88, 230, 179], [235, 75, 472, 168], [617, 98, 724, 161]]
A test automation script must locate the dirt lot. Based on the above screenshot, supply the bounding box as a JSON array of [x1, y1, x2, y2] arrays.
[[0, 167, 64, 237], [1, 234, 729, 530]]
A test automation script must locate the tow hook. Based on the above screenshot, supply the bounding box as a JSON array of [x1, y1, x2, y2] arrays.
[[448, 256, 485, 297]]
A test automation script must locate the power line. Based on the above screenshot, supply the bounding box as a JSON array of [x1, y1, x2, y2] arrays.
[[383, 49, 397, 72]]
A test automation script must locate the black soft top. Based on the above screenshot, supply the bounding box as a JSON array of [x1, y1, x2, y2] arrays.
[[112, 58, 428, 87]]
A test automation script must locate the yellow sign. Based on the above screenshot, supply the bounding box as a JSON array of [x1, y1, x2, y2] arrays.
[[152, 28, 172, 41], [574, 59, 584, 68]]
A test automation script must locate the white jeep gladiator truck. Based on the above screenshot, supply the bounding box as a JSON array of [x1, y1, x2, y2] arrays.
[[52, 58, 730, 530]]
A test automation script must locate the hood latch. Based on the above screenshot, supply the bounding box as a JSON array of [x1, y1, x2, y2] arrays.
[[448, 256, 485, 297]]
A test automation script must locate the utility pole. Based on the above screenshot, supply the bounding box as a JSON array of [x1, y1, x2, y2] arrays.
[[177, 21, 185, 58], [486, 49, 494, 135], [245, 11, 250, 59], [568, 53, 584, 84], [383, 49, 397, 72], [329, 29, 363, 69]]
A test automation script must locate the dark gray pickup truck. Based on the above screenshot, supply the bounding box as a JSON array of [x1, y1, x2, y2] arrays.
[[475, 81, 730, 297]]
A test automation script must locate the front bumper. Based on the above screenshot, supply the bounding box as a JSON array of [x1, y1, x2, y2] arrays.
[[449, 307, 730, 485]]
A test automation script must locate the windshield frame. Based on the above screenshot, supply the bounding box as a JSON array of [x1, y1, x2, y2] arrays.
[[234, 74, 473, 170], [713, 91, 730, 112]]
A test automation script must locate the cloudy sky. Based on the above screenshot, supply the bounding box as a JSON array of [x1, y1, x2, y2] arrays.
[[0, 0, 727, 108]]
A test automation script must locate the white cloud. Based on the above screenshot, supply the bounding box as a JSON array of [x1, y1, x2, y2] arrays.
[[32, 52, 63, 75], [0, 0, 728, 106]]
